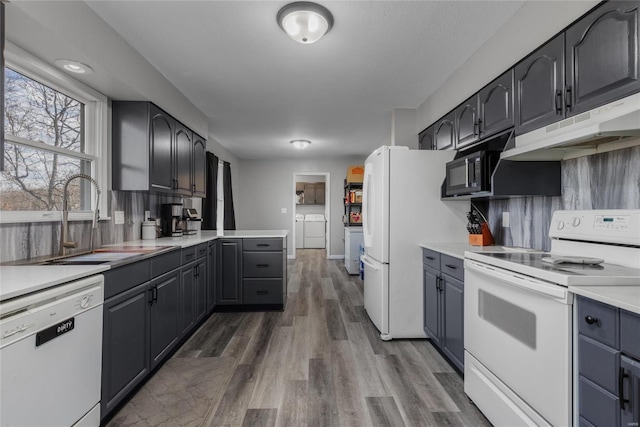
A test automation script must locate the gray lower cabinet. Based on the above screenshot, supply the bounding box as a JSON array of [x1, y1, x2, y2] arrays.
[[180, 264, 196, 335], [217, 239, 243, 305], [577, 295, 640, 427], [422, 248, 464, 372], [207, 241, 218, 312], [101, 281, 150, 420], [194, 257, 207, 322], [179, 246, 208, 336], [149, 269, 180, 369]]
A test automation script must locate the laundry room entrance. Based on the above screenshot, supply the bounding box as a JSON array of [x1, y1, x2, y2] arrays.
[[292, 172, 330, 259]]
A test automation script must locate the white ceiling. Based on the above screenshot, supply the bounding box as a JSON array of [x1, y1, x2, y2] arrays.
[[67, 2, 526, 159]]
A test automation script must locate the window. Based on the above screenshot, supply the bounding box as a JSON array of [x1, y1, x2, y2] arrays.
[[1, 44, 108, 223]]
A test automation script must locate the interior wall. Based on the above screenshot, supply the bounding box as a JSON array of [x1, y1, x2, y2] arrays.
[[416, 0, 599, 131], [236, 156, 365, 257], [391, 108, 418, 149]]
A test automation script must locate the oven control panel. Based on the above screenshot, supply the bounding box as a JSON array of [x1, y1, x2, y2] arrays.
[[549, 210, 640, 246]]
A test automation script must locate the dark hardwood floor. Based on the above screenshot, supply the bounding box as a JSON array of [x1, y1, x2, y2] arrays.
[[107, 249, 491, 427]]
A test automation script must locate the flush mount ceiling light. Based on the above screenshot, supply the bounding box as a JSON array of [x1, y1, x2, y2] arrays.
[[277, 2, 334, 44], [55, 59, 94, 75], [291, 139, 311, 150]]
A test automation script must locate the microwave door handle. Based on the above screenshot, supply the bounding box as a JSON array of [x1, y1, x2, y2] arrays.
[[465, 158, 470, 187]]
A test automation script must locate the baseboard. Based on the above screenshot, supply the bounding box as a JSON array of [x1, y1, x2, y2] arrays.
[[328, 255, 345, 260]]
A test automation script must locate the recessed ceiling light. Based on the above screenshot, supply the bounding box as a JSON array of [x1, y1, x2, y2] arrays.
[[55, 59, 94, 75], [291, 139, 311, 150], [277, 2, 334, 44]]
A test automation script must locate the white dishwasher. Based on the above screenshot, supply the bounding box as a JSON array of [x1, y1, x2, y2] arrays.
[[0, 274, 104, 426]]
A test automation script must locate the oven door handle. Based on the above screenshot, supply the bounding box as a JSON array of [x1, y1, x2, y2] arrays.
[[464, 260, 568, 301]]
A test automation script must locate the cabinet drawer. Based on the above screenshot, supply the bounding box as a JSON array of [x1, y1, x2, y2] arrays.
[[579, 377, 620, 427], [621, 309, 640, 360], [243, 252, 283, 278], [196, 243, 209, 259], [578, 335, 620, 394], [441, 254, 464, 282], [422, 248, 440, 270], [243, 279, 283, 304], [150, 249, 181, 278], [104, 259, 150, 299], [181, 246, 197, 264], [243, 238, 283, 252], [578, 297, 619, 348]]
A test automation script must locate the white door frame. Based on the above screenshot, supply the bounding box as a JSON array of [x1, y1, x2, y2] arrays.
[[292, 172, 330, 259]]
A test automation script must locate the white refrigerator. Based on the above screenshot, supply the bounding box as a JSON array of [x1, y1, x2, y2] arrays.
[[360, 146, 468, 340]]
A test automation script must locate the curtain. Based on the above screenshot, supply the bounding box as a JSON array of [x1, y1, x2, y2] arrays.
[[202, 152, 218, 229], [223, 161, 236, 230]]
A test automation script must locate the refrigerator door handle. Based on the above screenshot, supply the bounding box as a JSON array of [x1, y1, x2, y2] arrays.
[[362, 163, 374, 249], [360, 254, 380, 271]]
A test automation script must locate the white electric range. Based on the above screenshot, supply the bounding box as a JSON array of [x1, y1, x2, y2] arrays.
[[463, 210, 640, 427]]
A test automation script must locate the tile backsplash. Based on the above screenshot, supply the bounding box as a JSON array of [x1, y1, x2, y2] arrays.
[[0, 190, 181, 263], [485, 145, 640, 251]]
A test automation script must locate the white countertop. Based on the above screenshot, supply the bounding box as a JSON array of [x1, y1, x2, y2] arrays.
[[569, 285, 640, 315], [1, 230, 288, 302], [0, 265, 110, 302], [418, 242, 532, 259], [112, 230, 289, 248]]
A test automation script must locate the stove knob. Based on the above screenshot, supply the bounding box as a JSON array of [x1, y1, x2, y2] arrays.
[[572, 217, 581, 227], [557, 221, 565, 230]]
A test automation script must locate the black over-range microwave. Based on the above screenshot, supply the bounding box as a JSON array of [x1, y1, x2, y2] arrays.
[[444, 150, 500, 197]]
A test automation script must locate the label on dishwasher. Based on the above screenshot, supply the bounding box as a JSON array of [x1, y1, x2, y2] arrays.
[[35, 317, 74, 347]]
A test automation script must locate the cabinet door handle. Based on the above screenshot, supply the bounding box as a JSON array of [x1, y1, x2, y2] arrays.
[[426, 256, 435, 261], [257, 244, 270, 247], [153, 286, 158, 303], [477, 118, 483, 135], [555, 89, 563, 114], [444, 263, 457, 270], [584, 315, 598, 325], [257, 264, 269, 268], [256, 290, 269, 295], [619, 367, 629, 410], [473, 120, 478, 136], [148, 288, 154, 306], [565, 86, 572, 111]]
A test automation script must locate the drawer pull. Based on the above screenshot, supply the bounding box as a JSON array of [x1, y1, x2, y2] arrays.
[[619, 367, 629, 410], [185, 253, 194, 259], [426, 256, 435, 260], [444, 263, 457, 270], [257, 264, 270, 268], [256, 290, 269, 295], [257, 244, 270, 247], [585, 315, 598, 325]]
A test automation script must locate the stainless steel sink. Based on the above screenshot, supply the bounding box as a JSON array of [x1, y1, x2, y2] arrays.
[[35, 246, 172, 266]]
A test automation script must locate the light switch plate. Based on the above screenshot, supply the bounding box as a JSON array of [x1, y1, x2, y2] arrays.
[[502, 212, 510, 228], [114, 211, 125, 225], [281, 208, 287, 214]]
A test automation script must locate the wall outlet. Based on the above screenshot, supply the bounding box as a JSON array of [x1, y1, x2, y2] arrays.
[[281, 208, 287, 214], [502, 212, 510, 228], [114, 211, 125, 225]]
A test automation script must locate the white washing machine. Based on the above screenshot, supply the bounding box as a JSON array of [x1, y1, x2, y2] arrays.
[[295, 214, 304, 249], [304, 214, 326, 248]]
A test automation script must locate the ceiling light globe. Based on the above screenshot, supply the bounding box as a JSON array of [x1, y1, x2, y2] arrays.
[[277, 2, 334, 44], [291, 140, 311, 150]]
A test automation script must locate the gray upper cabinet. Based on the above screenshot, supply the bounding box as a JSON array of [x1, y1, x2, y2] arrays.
[[434, 111, 456, 150], [455, 95, 480, 149], [565, 1, 640, 117], [175, 123, 193, 196], [150, 106, 175, 191], [112, 101, 206, 196], [192, 133, 207, 198], [479, 69, 514, 139], [418, 125, 434, 150], [515, 34, 565, 135]]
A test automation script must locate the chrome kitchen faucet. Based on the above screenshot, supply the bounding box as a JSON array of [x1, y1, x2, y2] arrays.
[[60, 174, 101, 256]]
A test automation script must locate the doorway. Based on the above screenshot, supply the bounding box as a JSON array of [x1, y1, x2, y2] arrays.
[[292, 172, 330, 260]]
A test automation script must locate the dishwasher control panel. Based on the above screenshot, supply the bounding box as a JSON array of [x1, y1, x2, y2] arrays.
[[0, 275, 103, 348]]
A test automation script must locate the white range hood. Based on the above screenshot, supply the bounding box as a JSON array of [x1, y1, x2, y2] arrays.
[[502, 92, 640, 161]]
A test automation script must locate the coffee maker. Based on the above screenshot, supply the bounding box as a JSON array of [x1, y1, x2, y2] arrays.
[[161, 203, 184, 237]]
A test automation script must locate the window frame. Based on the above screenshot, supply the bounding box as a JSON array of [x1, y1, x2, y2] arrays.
[[1, 42, 109, 224]]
